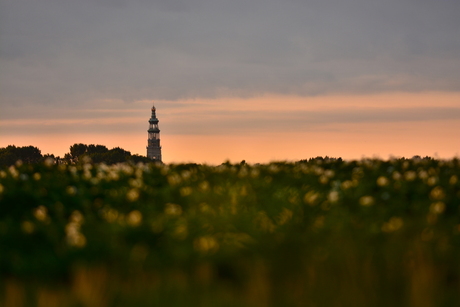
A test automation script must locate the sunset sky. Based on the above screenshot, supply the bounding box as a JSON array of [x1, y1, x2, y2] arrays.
[[1, 0, 459, 164]]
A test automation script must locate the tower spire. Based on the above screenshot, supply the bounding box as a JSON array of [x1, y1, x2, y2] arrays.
[[147, 102, 162, 161]]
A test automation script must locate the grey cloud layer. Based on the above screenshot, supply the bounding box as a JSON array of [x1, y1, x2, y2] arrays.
[[2, 106, 460, 136], [1, 0, 460, 106]]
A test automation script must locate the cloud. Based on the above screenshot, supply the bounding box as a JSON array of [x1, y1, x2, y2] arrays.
[[0, 0, 459, 109], [2, 99, 460, 136]]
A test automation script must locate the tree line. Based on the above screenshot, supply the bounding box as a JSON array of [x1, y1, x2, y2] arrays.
[[0, 144, 152, 167]]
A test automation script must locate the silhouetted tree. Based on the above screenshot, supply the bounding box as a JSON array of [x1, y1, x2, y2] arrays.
[[104, 147, 131, 164], [63, 143, 155, 165], [0, 145, 43, 167], [87, 144, 109, 155], [129, 154, 153, 164], [65, 143, 87, 163]]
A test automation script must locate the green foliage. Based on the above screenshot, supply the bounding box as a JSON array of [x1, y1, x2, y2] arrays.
[[1, 143, 154, 167], [69, 143, 89, 160], [64, 143, 152, 164], [87, 144, 109, 155], [0, 158, 460, 306], [0, 145, 43, 166]]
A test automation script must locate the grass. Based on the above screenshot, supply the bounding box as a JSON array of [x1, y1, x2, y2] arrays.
[[1, 157, 460, 306]]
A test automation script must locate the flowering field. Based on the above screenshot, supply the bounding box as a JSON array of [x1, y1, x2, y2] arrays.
[[1, 158, 460, 307]]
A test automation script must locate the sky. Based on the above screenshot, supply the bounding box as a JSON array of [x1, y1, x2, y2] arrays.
[[1, 0, 460, 164]]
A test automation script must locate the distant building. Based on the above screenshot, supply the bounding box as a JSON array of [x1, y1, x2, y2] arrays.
[[147, 104, 162, 161]]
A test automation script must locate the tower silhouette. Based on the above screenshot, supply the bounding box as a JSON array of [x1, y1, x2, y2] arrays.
[[147, 104, 162, 161]]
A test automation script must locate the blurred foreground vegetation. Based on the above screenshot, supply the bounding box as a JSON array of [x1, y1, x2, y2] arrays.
[[1, 157, 460, 307]]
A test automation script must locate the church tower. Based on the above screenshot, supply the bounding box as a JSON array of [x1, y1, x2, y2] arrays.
[[147, 103, 162, 161]]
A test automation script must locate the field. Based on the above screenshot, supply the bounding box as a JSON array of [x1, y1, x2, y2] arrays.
[[1, 157, 460, 307]]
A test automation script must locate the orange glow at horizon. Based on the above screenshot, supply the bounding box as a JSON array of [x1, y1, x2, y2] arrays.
[[1, 92, 459, 164], [2, 120, 459, 165]]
